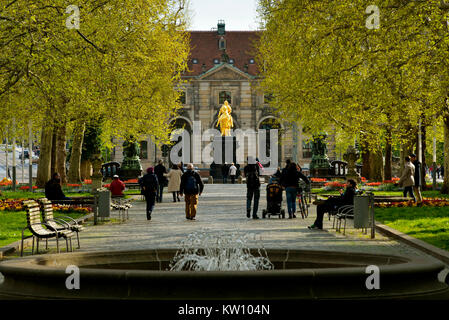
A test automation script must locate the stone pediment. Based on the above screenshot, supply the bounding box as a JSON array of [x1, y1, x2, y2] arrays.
[[198, 63, 253, 81]]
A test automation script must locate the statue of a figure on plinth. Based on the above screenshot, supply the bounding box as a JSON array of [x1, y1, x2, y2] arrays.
[[309, 133, 331, 177], [120, 137, 142, 180], [216, 100, 234, 136], [343, 145, 361, 183]]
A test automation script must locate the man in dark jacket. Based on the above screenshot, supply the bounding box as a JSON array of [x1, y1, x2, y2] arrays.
[[410, 154, 423, 204], [45, 173, 70, 200], [154, 160, 167, 203], [221, 162, 229, 184], [308, 179, 357, 230], [179, 163, 204, 220], [244, 157, 261, 219], [140, 167, 159, 220]]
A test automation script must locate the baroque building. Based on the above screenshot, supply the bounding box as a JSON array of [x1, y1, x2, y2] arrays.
[[113, 22, 336, 173]]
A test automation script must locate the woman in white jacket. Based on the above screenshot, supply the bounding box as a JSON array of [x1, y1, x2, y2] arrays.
[[165, 164, 183, 202]]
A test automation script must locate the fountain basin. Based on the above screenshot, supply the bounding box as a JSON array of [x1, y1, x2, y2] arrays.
[[0, 249, 448, 299]]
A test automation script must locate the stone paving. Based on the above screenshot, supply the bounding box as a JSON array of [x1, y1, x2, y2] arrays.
[[78, 184, 441, 263]]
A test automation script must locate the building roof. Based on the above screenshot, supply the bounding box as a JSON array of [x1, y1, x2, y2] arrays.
[[184, 30, 261, 78]]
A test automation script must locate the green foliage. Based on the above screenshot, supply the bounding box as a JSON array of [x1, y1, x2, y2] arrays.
[[257, 0, 449, 151], [0, 0, 190, 144]]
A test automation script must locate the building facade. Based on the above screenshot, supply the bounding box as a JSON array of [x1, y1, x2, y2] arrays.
[[113, 22, 336, 172]]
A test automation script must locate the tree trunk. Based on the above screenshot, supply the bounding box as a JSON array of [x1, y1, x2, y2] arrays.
[[67, 121, 85, 184], [442, 115, 449, 194], [421, 125, 427, 190], [36, 125, 54, 187], [50, 130, 57, 177], [80, 159, 92, 180], [384, 130, 392, 181], [369, 148, 384, 181], [360, 139, 371, 180], [56, 123, 67, 184]]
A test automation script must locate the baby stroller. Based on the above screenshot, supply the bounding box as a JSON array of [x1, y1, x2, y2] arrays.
[[262, 177, 285, 219]]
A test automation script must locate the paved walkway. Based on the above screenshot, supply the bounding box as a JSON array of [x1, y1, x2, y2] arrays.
[[78, 184, 439, 262]]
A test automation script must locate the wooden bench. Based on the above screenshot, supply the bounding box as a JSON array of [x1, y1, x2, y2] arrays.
[[21, 200, 74, 256], [39, 198, 85, 249]]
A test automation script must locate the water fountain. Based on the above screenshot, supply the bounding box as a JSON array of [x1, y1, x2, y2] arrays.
[[169, 232, 273, 271], [0, 231, 448, 299]]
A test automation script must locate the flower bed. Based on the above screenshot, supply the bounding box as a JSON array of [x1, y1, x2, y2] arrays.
[[324, 181, 346, 190], [311, 178, 327, 183], [375, 198, 449, 208], [0, 199, 92, 213], [19, 186, 38, 191]]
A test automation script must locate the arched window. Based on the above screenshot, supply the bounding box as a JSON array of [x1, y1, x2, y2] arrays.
[[219, 37, 226, 50], [219, 91, 232, 105]]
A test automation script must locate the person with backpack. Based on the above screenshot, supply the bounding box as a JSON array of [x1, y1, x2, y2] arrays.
[[140, 167, 159, 220], [244, 157, 261, 219], [154, 160, 167, 203], [179, 163, 204, 220]]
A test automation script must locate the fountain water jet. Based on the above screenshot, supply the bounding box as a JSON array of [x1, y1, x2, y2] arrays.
[[169, 232, 273, 271]]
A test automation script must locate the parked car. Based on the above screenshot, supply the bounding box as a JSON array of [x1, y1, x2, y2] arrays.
[[19, 149, 38, 160]]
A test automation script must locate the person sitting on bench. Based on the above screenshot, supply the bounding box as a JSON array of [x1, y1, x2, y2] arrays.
[[308, 179, 357, 230], [45, 173, 71, 200]]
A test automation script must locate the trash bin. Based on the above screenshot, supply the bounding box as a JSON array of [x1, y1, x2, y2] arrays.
[[354, 195, 371, 229], [97, 188, 111, 218]]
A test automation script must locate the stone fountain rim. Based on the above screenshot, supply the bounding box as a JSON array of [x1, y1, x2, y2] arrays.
[[0, 248, 444, 277]]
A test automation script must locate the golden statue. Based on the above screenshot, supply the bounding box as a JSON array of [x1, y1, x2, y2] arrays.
[[216, 100, 234, 136]]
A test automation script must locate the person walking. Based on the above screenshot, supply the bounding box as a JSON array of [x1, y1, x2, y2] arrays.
[[281, 162, 304, 219], [221, 162, 229, 184], [165, 164, 182, 202], [308, 179, 357, 230], [180, 163, 204, 220], [397, 156, 415, 202], [229, 162, 237, 184], [410, 154, 423, 204], [244, 157, 261, 219], [109, 175, 125, 197], [140, 167, 159, 220], [154, 160, 167, 203]]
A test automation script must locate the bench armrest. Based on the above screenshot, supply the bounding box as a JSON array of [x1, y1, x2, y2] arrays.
[[47, 218, 71, 229]]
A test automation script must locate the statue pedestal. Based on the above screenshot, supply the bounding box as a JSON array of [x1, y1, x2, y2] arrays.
[[91, 154, 103, 194], [210, 136, 239, 181], [120, 159, 142, 181], [213, 136, 237, 165]]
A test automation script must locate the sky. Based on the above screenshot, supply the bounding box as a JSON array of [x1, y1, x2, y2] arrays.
[[188, 0, 260, 31]]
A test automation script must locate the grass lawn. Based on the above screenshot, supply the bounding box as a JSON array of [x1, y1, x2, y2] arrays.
[[375, 207, 449, 251], [0, 211, 88, 247]]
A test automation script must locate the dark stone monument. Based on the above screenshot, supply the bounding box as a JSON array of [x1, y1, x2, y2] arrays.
[[120, 139, 142, 180], [209, 136, 239, 181], [310, 133, 331, 177]]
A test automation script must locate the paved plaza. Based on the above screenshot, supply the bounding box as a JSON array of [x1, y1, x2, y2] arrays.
[[78, 184, 441, 264]]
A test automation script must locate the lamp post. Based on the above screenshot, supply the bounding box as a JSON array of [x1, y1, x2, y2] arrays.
[[433, 124, 437, 190], [12, 118, 16, 191]]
